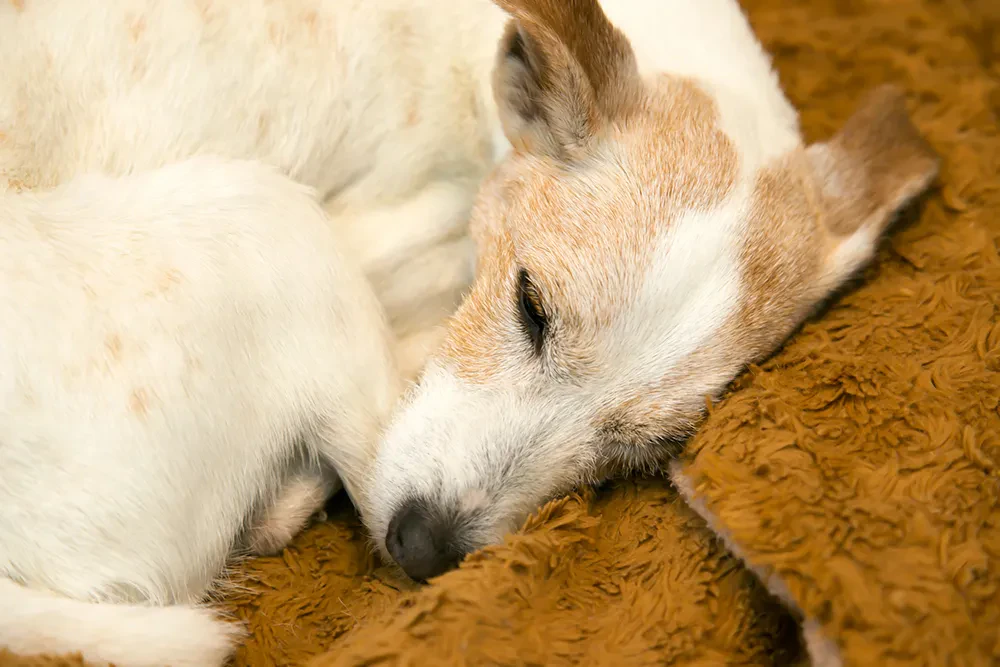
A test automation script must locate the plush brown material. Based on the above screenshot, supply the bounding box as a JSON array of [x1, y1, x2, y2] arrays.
[[4, 0, 997, 665]]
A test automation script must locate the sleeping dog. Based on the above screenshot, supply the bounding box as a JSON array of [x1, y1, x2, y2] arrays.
[[0, 0, 937, 664]]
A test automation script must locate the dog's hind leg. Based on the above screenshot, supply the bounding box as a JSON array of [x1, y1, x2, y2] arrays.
[[245, 468, 341, 557]]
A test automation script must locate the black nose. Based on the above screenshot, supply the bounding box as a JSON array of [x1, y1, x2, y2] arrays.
[[385, 499, 464, 582]]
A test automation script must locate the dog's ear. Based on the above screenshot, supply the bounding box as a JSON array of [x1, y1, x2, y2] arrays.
[[808, 85, 939, 280], [492, 0, 640, 161]]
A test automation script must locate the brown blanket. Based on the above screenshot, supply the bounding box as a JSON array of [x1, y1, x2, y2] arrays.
[[4, 0, 998, 665]]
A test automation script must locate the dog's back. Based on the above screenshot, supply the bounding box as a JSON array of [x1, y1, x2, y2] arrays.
[[0, 0, 502, 202]]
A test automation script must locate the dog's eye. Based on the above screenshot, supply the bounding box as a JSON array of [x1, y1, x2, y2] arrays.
[[517, 269, 547, 354]]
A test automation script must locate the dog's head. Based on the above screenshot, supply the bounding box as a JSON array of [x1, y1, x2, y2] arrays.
[[366, 0, 938, 581]]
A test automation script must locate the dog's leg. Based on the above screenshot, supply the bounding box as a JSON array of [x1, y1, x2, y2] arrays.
[[245, 469, 341, 557]]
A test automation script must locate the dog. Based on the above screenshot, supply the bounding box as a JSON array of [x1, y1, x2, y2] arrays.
[[0, 0, 938, 663], [364, 0, 940, 583], [0, 157, 400, 665]]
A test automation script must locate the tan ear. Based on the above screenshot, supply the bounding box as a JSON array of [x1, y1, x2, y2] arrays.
[[810, 85, 939, 236], [807, 85, 939, 278], [492, 0, 640, 160]]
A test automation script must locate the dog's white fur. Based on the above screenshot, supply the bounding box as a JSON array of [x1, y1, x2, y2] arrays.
[[0, 1, 509, 663], [0, 157, 399, 665], [0, 0, 510, 380]]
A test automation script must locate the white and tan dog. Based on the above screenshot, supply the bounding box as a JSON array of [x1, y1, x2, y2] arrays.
[[0, 0, 937, 665]]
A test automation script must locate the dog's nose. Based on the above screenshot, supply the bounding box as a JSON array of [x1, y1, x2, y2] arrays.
[[385, 499, 464, 582]]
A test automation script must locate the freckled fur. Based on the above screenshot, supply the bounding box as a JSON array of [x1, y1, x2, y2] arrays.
[[0, 158, 400, 666], [0, 2, 519, 661], [0, 0, 511, 382]]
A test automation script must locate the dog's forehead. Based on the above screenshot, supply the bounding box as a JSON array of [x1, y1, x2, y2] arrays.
[[505, 77, 741, 316]]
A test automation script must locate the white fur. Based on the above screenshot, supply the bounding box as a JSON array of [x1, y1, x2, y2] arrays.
[[0, 580, 241, 667], [0, 157, 399, 664], [0, 0, 511, 380], [603, 0, 802, 166], [0, 1, 509, 661]]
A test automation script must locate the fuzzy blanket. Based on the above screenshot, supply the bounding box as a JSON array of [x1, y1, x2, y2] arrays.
[[4, 0, 998, 665]]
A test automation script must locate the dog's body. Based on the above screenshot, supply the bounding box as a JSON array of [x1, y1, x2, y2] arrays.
[[0, 158, 399, 665], [0, 1, 509, 664], [0, 0, 510, 379], [0, 0, 939, 665]]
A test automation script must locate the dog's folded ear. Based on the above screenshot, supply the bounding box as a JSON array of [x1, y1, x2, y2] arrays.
[[808, 85, 940, 281], [492, 0, 640, 161]]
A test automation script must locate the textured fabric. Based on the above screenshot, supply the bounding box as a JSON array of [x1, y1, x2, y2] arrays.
[[3, 0, 997, 665], [671, 1, 1000, 665]]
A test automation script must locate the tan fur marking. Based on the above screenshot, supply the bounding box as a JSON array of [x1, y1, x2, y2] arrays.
[[185, 352, 203, 373], [302, 10, 319, 39], [736, 153, 828, 361], [127, 14, 146, 43], [20, 387, 37, 407], [143, 268, 183, 298], [192, 0, 213, 22], [257, 113, 270, 143], [1, 172, 28, 192], [268, 22, 284, 48], [404, 99, 420, 128], [737, 85, 938, 363], [128, 388, 153, 417], [104, 334, 124, 363], [158, 268, 183, 294], [9, 0, 24, 11], [443, 77, 737, 384]]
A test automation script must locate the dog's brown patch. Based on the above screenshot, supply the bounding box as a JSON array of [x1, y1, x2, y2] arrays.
[[128, 388, 153, 418], [104, 334, 124, 363], [268, 22, 285, 48], [145, 268, 184, 298], [192, 0, 213, 23], [127, 14, 146, 43], [302, 10, 319, 39], [404, 99, 420, 128], [736, 86, 939, 364]]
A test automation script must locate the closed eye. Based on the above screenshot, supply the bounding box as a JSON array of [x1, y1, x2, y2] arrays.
[[517, 269, 548, 355]]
